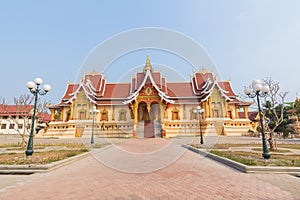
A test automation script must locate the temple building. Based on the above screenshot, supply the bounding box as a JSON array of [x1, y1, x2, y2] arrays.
[[46, 56, 252, 138]]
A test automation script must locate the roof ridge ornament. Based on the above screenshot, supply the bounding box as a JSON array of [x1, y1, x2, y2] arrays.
[[90, 69, 98, 75], [143, 54, 153, 73]]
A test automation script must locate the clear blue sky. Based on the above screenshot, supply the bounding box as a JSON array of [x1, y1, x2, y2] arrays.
[[1, 0, 300, 103]]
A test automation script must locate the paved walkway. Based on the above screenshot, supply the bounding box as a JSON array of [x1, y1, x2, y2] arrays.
[[1, 138, 300, 199]]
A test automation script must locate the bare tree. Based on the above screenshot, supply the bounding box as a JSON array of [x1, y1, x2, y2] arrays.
[[0, 95, 50, 147], [12, 94, 34, 146], [262, 77, 288, 150]]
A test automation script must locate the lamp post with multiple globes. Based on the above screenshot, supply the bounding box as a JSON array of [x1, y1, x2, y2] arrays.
[[25, 78, 51, 156], [244, 80, 270, 159], [193, 106, 205, 145], [89, 105, 99, 144]]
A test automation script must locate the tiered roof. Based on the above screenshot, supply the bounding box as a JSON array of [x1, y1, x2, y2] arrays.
[[55, 56, 247, 106]]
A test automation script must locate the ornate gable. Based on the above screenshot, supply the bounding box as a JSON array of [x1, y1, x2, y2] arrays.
[[124, 56, 174, 104]]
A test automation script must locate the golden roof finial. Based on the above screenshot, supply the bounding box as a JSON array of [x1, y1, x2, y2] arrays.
[[90, 69, 98, 75], [144, 53, 153, 73], [146, 53, 150, 64]]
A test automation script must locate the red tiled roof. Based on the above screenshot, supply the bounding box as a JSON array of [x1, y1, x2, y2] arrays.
[[38, 112, 51, 123], [194, 72, 214, 90], [161, 77, 166, 93], [152, 72, 161, 87], [102, 83, 130, 99], [131, 77, 136, 94], [61, 84, 79, 100], [96, 100, 126, 105], [136, 73, 145, 89], [84, 74, 103, 92], [0, 105, 33, 116], [238, 111, 258, 121], [218, 81, 236, 97], [55, 67, 249, 107], [167, 82, 195, 97]]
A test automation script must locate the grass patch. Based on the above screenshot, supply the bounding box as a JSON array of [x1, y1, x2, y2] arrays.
[[193, 143, 300, 150], [0, 143, 86, 150], [251, 148, 291, 153], [212, 143, 261, 149], [0, 149, 89, 165], [33, 143, 87, 148], [0, 144, 23, 148], [209, 150, 300, 167], [190, 143, 261, 149], [277, 144, 300, 150], [92, 143, 110, 148], [6, 146, 46, 151], [190, 144, 203, 149]]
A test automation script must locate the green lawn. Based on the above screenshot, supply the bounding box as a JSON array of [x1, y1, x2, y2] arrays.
[[210, 150, 300, 167], [0, 149, 89, 165]]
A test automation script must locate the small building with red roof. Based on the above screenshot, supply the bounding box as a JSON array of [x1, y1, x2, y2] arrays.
[[46, 56, 252, 138], [0, 104, 51, 135]]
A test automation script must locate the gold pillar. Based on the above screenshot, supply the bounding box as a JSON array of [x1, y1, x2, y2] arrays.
[[60, 109, 63, 121], [112, 105, 115, 120], [50, 109, 55, 121], [207, 98, 212, 118], [134, 102, 138, 125], [71, 102, 75, 120], [69, 103, 74, 120], [147, 103, 151, 113], [204, 102, 207, 118], [159, 103, 165, 122], [235, 105, 239, 119], [183, 104, 186, 119], [243, 106, 249, 119], [222, 102, 226, 118], [165, 104, 169, 120]]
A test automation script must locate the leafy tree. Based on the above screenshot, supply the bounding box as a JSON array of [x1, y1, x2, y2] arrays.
[[264, 102, 296, 138]]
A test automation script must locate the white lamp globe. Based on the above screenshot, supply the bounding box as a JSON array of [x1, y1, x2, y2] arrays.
[[197, 105, 201, 110], [26, 81, 35, 89], [34, 77, 43, 85], [262, 85, 270, 93], [244, 88, 252, 95], [252, 80, 261, 88], [43, 84, 51, 92], [253, 83, 262, 92]]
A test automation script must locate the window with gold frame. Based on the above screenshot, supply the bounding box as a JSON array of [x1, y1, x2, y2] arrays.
[[171, 108, 180, 120], [118, 109, 127, 121], [101, 109, 108, 121]]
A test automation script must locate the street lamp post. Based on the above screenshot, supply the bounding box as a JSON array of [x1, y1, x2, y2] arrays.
[[193, 106, 205, 145], [89, 105, 99, 144], [25, 78, 51, 156], [244, 80, 270, 159]]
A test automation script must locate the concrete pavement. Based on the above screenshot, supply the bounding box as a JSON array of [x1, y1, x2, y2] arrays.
[[1, 138, 300, 199]]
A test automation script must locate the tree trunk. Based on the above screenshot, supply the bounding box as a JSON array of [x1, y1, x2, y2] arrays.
[[20, 134, 28, 147], [267, 132, 277, 150]]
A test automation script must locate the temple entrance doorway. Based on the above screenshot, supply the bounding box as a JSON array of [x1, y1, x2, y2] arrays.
[[137, 101, 161, 138]]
